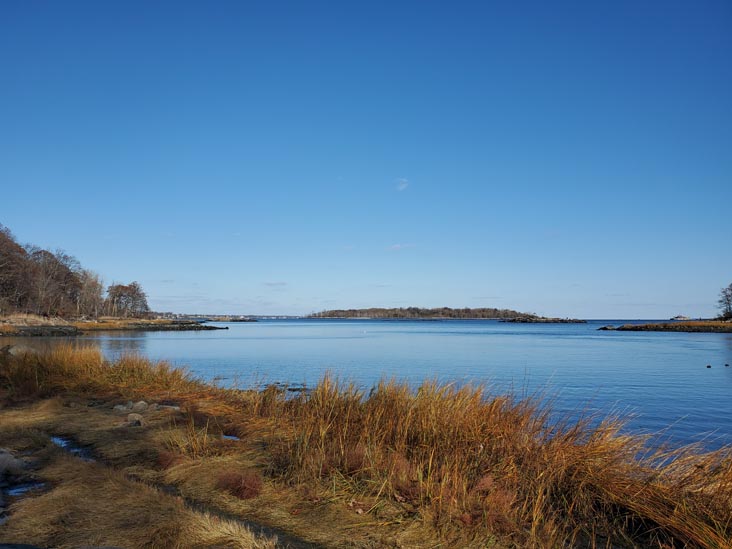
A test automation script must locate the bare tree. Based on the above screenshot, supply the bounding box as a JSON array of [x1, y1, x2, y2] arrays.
[[77, 270, 104, 318], [25, 247, 82, 317], [1, 223, 141, 320], [105, 281, 150, 318], [719, 283, 732, 320], [0, 224, 30, 314]]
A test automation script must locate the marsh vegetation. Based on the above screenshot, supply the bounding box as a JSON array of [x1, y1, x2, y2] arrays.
[[1, 346, 731, 547]]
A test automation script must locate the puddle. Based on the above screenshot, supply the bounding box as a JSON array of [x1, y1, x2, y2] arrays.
[[6, 481, 46, 497], [50, 436, 95, 461]]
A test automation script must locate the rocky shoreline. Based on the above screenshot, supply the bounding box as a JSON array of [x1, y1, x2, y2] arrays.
[[598, 321, 732, 333], [500, 316, 587, 324], [91, 320, 228, 333], [3, 326, 83, 337], [0, 318, 228, 337]]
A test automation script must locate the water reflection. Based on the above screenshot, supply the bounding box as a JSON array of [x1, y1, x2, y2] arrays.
[[99, 334, 147, 357], [722, 334, 732, 354], [0, 332, 148, 360], [0, 336, 94, 354]]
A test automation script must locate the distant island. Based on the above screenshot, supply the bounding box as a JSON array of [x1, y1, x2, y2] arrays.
[[309, 307, 585, 322]]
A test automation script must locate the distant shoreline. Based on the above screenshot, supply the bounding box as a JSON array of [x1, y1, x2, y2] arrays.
[[0, 316, 228, 337], [599, 320, 732, 333]]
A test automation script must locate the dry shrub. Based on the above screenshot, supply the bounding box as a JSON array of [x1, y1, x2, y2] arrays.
[[217, 470, 263, 499], [157, 449, 184, 469]]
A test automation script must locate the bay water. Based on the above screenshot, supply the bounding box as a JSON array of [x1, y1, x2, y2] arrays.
[[8, 319, 732, 449]]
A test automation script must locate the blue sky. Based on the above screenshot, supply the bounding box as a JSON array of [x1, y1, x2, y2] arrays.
[[1, 1, 730, 318]]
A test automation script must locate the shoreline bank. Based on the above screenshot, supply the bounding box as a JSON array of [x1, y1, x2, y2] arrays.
[[599, 320, 732, 333], [0, 316, 228, 337]]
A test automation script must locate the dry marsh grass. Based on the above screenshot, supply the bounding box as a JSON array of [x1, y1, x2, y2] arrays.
[[0, 448, 275, 548], [0, 345, 203, 399], [1, 346, 731, 547]]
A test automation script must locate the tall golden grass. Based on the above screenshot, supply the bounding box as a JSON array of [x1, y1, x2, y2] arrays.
[[262, 377, 732, 547], [1, 346, 731, 547], [0, 344, 201, 398]]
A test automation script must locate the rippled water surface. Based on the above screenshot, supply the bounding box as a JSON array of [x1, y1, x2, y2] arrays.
[[10, 319, 732, 449]]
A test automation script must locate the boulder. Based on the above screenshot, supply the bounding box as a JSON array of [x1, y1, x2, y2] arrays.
[[127, 413, 144, 427], [131, 401, 148, 413], [157, 404, 181, 412], [0, 449, 26, 476]]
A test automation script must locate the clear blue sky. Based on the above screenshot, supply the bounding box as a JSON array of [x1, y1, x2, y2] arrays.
[[1, 1, 730, 318]]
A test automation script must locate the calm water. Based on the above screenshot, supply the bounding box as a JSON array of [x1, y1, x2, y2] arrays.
[[9, 319, 732, 449]]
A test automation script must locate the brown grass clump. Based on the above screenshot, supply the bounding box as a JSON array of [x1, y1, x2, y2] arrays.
[[158, 449, 185, 469], [217, 470, 264, 499]]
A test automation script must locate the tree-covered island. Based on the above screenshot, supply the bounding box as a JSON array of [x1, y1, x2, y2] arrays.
[[309, 307, 585, 322]]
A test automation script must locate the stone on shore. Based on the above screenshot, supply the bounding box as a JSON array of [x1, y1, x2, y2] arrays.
[[131, 401, 148, 413], [127, 413, 144, 427], [0, 449, 26, 476]]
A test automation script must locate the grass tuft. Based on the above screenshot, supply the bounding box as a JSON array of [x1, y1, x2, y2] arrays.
[[217, 470, 264, 499]]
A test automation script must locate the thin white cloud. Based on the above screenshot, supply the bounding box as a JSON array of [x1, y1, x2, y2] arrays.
[[395, 178, 409, 191], [263, 281, 288, 287], [389, 243, 414, 251]]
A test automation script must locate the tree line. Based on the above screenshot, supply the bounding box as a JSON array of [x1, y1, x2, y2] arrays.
[[310, 307, 531, 319], [0, 224, 149, 318]]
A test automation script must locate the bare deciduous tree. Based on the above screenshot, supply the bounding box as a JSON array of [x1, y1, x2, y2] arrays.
[[77, 270, 104, 318], [105, 282, 150, 318], [0, 224, 30, 314], [719, 283, 732, 320], [0, 224, 111, 318]]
